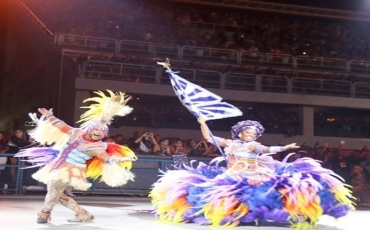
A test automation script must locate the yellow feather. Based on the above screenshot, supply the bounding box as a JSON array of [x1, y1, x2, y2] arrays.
[[77, 90, 132, 126]]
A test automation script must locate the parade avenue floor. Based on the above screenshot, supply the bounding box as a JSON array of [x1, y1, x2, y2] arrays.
[[0, 195, 369, 230]]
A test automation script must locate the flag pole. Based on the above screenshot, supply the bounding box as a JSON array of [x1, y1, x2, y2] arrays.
[[158, 58, 237, 164], [197, 115, 228, 162]]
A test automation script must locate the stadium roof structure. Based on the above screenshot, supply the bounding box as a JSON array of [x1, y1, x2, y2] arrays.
[[167, 0, 370, 21]]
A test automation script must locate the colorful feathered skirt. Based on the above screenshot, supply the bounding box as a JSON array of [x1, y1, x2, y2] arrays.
[[32, 160, 92, 191], [150, 157, 355, 229], [16, 143, 136, 190]]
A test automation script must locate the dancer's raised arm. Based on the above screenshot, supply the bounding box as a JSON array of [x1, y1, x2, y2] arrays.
[[38, 108, 72, 133], [198, 115, 211, 141], [198, 115, 230, 147]]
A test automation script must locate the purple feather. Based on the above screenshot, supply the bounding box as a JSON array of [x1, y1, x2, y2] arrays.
[[15, 147, 59, 168], [151, 155, 354, 227], [192, 216, 210, 225], [325, 205, 351, 218], [240, 207, 289, 223], [264, 209, 290, 222]]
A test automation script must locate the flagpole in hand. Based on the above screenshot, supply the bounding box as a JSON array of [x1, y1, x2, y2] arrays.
[[158, 58, 242, 162], [157, 58, 171, 70], [197, 115, 228, 160]]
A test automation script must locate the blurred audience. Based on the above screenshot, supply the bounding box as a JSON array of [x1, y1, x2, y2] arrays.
[[23, 0, 370, 60]]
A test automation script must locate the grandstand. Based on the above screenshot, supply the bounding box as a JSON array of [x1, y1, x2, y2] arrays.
[[1, 0, 370, 148]]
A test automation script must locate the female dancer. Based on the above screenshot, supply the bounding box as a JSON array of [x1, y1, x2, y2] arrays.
[[150, 116, 354, 229]]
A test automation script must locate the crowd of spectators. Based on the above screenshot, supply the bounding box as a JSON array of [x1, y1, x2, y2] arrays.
[[3, 128, 370, 204], [18, 0, 370, 92], [115, 103, 370, 138], [315, 113, 370, 138], [0, 129, 370, 206], [75, 52, 370, 84], [23, 0, 370, 61], [113, 102, 300, 137]]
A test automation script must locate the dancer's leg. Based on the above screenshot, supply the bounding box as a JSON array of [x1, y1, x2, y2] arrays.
[[37, 180, 68, 223], [65, 186, 76, 197], [59, 192, 94, 222]]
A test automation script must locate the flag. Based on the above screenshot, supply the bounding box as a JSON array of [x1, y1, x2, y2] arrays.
[[168, 70, 242, 120], [171, 154, 189, 169]]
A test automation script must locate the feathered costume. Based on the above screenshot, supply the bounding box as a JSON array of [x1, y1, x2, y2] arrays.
[[151, 60, 354, 229], [150, 123, 355, 229], [16, 90, 136, 223]]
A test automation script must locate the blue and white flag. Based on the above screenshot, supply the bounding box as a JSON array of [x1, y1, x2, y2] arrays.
[[167, 70, 242, 120]]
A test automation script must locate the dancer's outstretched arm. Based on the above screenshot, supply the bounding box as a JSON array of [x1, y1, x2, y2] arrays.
[[38, 108, 72, 133], [256, 143, 299, 154], [89, 150, 136, 163]]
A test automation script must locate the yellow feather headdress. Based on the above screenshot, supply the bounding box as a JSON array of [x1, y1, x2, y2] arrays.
[[78, 90, 133, 127]]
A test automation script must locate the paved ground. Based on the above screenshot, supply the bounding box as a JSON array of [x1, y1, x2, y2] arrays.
[[0, 195, 368, 230]]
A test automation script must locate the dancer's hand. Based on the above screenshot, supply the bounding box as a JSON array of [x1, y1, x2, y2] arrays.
[[283, 143, 299, 151], [38, 108, 53, 117], [110, 156, 137, 163], [197, 115, 207, 124], [198, 115, 212, 141], [120, 156, 137, 162], [128, 156, 137, 161]]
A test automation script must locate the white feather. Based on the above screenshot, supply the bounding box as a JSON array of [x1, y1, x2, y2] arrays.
[[102, 163, 135, 187], [27, 113, 69, 150], [117, 106, 133, 116]]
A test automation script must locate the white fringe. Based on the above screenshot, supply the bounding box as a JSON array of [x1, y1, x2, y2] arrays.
[[28, 113, 69, 149], [102, 163, 135, 187]]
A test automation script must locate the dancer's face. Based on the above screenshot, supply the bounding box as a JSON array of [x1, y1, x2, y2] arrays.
[[87, 128, 105, 140], [239, 128, 257, 141]]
